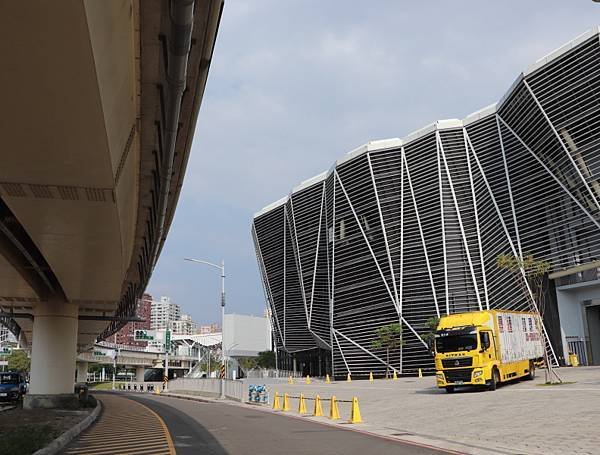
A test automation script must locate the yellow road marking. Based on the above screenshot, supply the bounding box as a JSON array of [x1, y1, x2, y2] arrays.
[[65, 394, 176, 455], [134, 398, 177, 455]]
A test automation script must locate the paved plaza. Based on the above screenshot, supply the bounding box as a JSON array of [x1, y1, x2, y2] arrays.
[[245, 366, 600, 454]]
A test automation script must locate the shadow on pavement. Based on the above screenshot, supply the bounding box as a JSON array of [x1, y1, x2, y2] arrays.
[[123, 393, 228, 455]]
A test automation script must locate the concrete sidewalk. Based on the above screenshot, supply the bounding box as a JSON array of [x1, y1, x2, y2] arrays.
[[244, 366, 600, 455]]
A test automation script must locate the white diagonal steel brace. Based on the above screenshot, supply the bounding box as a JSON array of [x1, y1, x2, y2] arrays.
[[287, 197, 310, 324], [466, 131, 559, 364], [496, 115, 523, 258], [402, 149, 441, 318], [497, 116, 600, 231], [523, 79, 600, 212], [436, 135, 449, 314], [252, 224, 285, 345], [437, 131, 483, 311], [308, 328, 331, 349], [367, 153, 400, 311], [333, 328, 399, 372], [308, 182, 326, 326], [400, 146, 404, 319], [334, 170, 400, 315], [463, 128, 489, 309], [332, 329, 350, 374], [328, 177, 335, 368], [283, 209, 287, 344]]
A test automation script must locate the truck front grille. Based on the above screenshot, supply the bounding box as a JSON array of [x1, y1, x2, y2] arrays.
[[442, 357, 473, 368], [444, 368, 473, 383]]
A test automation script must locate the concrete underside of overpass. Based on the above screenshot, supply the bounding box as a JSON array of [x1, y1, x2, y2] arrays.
[[0, 0, 222, 407]]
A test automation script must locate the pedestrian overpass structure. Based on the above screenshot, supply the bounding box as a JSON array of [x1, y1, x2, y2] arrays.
[[0, 0, 223, 407], [76, 334, 223, 383]]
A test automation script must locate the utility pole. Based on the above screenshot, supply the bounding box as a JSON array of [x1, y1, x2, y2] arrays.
[[112, 334, 117, 390], [164, 329, 170, 391], [184, 257, 226, 398]]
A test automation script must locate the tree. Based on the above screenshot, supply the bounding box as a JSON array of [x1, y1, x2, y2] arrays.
[[238, 357, 258, 371], [421, 316, 440, 354], [371, 323, 403, 378], [257, 351, 276, 369], [7, 350, 30, 372], [497, 253, 560, 383]]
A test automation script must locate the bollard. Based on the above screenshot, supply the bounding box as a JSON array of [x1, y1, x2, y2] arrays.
[[306, 375, 311, 385], [347, 373, 352, 383], [418, 368, 423, 378], [325, 374, 331, 384], [393, 370, 398, 381], [369, 372, 374, 382], [282, 393, 290, 411], [313, 395, 323, 417], [349, 397, 362, 424], [272, 392, 281, 410], [329, 395, 340, 420], [288, 376, 294, 384], [298, 394, 307, 414]]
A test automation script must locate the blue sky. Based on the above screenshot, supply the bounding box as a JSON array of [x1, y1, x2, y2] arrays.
[[147, 1, 599, 325]]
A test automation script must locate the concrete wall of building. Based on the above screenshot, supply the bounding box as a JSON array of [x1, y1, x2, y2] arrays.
[[223, 314, 270, 357], [586, 305, 600, 364], [556, 281, 600, 363]]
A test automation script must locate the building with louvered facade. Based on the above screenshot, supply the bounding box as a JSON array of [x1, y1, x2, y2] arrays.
[[252, 28, 600, 378]]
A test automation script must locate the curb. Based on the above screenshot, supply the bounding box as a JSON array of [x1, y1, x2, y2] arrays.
[[32, 399, 102, 455], [161, 391, 243, 403]]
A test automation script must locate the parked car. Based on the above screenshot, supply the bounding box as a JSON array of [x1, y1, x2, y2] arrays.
[[0, 371, 27, 402]]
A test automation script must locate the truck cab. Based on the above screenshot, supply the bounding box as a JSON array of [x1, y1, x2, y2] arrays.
[[435, 324, 497, 392]]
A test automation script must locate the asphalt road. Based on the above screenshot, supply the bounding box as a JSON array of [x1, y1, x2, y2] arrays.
[[125, 394, 449, 455]]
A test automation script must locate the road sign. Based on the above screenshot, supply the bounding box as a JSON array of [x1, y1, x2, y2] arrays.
[[0, 346, 12, 355], [165, 330, 171, 350], [93, 350, 106, 357], [134, 329, 154, 341]]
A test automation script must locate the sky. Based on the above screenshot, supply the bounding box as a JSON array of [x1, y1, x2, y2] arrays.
[[147, 0, 599, 325]]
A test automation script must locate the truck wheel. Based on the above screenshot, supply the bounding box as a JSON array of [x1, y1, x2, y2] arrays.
[[445, 386, 455, 393], [525, 361, 535, 380], [488, 369, 499, 391]]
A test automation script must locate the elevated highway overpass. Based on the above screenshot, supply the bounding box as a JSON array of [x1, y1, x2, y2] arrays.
[[0, 0, 222, 407]]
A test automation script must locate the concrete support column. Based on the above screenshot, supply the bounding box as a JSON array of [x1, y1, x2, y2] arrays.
[[76, 361, 88, 383], [24, 301, 79, 409], [136, 366, 145, 383]]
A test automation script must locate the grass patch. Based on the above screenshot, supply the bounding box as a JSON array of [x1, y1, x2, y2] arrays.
[[88, 382, 124, 390], [537, 381, 577, 386], [0, 424, 60, 455]]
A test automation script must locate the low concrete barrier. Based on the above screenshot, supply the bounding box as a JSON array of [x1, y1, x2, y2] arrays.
[[168, 378, 244, 401]]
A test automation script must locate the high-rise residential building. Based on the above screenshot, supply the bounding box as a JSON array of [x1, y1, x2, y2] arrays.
[[150, 296, 181, 330], [196, 323, 220, 334], [114, 293, 152, 347], [253, 29, 600, 376], [170, 314, 197, 335]]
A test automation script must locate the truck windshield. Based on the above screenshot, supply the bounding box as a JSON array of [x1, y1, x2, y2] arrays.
[[0, 374, 19, 384], [436, 334, 478, 353]]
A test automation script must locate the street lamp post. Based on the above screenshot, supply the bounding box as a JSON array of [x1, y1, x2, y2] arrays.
[[185, 258, 226, 399]]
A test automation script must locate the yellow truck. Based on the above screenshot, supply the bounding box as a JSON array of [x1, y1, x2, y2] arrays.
[[434, 310, 544, 392]]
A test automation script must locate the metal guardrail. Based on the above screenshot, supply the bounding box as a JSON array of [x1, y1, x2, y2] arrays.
[[117, 378, 245, 401], [245, 368, 303, 379], [119, 381, 163, 392]]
